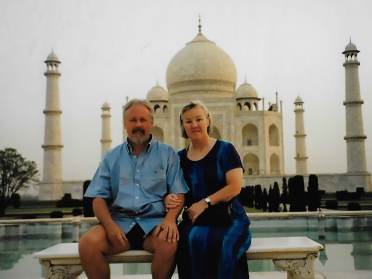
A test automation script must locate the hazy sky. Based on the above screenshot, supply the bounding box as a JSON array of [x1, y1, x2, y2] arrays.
[[0, 0, 371, 181]]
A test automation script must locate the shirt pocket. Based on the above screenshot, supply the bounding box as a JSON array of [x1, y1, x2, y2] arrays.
[[142, 166, 167, 197]]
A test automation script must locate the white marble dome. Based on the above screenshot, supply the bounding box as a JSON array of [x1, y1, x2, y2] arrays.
[[294, 96, 303, 104], [45, 51, 60, 63], [101, 101, 110, 109], [146, 84, 169, 101], [344, 41, 357, 52], [166, 32, 237, 93], [236, 82, 258, 99]]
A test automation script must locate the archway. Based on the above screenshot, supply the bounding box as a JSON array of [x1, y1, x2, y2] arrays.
[[270, 153, 280, 175], [243, 153, 259, 175], [269, 124, 279, 146], [242, 124, 258, 146]]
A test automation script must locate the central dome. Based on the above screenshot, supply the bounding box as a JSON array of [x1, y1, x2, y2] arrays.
[[166, 32, 237, 95]]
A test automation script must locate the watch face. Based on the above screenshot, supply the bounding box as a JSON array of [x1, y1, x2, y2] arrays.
[[205, 198, 211, 206]]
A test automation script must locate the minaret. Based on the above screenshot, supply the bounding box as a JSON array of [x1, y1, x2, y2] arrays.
[[294, 96, 308, 174], [342, 40, 367, 173], [122, 96, 129, 140], [40, 51, 63, 200], [101, 102, 112, 158]]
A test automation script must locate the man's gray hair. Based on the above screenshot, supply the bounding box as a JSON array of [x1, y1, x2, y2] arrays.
[[123, 99, 153, 114]]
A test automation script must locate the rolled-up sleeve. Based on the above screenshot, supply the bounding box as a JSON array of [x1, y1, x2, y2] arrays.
[[84, 157, 112, 199], [166, 148, 189, 194]]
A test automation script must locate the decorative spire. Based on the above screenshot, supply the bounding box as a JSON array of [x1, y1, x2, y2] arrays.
[[198, 14, 202, 33]]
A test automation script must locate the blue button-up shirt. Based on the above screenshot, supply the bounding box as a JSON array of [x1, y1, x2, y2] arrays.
[[85, 138, 189, 235]]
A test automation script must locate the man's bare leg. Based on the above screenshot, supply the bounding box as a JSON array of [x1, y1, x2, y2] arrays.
[[79, 225, 129, 279], [143, 229, 178, 279]]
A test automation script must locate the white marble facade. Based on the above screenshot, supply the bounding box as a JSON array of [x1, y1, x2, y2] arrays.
[[39, 30, 371, 200], [125, 30, 285, 177]]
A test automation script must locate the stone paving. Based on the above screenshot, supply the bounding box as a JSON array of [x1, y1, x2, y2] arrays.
[[85, 271, 372, 279]]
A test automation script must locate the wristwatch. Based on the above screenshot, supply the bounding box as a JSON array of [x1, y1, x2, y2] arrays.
[[204, 197, 212, 207]]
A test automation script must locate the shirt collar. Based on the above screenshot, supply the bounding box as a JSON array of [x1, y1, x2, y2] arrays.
[[126, 134, 153, 154]]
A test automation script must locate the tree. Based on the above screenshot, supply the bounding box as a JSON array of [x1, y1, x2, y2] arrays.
[[0, 148, 38, 216], [254, 185, 263, 209], [281, 177, 289, 212], [271, 182, 281, 212], [307, 174, 320, 211], [290, 175, 306, 212]]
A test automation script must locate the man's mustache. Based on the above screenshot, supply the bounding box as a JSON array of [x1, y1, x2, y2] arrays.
[[132, 128, 145, 135]]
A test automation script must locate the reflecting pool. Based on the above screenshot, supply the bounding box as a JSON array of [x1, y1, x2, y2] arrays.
[[1, 216, 372, 278]]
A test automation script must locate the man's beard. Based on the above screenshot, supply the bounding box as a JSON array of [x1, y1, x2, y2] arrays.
[[130, 128, 149, 145]]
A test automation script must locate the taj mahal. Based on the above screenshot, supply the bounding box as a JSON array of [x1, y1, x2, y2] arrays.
[[38, 24, 371, 200]]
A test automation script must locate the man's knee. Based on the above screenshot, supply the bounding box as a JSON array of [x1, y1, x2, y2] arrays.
[[79, 229, 106, 256], [154, 238, 178, 256]]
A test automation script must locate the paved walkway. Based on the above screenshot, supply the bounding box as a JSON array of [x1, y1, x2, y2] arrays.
[[80, 271, 372, 279]]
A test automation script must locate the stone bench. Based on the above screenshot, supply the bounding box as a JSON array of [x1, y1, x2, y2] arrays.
[[33, 236, 323, 279]]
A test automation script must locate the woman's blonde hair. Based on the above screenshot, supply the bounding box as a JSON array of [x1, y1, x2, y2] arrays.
[[179, 100, 213, 138]]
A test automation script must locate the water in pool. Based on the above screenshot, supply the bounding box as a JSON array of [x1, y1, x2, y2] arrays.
[[0, 220, 371, 278]]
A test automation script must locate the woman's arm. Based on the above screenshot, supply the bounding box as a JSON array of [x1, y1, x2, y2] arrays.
[[207, 167, 243, 204], [186, 167, 243, 223]]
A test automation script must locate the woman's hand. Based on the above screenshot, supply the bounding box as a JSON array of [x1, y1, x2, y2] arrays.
[[186, 200, 208, 224], [164, 193, 183, 210]]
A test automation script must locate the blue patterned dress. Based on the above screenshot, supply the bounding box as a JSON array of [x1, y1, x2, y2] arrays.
[[177, 140, 252, 279]]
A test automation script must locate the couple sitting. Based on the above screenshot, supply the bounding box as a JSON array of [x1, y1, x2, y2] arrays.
[[79, 99, 252, 279]]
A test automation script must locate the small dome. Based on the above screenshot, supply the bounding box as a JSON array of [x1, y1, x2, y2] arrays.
[[343, 40, 360, 55], [345, 41, 357, 52], [45, 51, 60, 63], [101, 102, 110, 109], [236, 82, 258, 99], [166, 32, 237, 93], [146, 84, 168, 101], [294, 96, 303, 104]]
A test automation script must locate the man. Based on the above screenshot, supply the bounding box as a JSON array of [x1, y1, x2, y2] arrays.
[[79, 99, 188, 279]]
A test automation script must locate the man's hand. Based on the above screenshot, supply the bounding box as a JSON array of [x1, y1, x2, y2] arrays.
[[154, 218, 179, 243], [164, 193, 183, 210], [105, 221, 128, 247], [186, 200, 208, 224]]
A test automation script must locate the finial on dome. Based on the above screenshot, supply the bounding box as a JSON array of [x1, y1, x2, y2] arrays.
[[198, 15, 202, 33]]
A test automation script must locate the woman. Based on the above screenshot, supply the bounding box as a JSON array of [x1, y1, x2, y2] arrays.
[[166, 101, 252, 279]]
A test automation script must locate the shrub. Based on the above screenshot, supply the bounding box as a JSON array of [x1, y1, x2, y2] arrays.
[[290, 175, 306, 212], [307, 174, 320, 211], [325, 200, 338, 210], [50, 211, 63, 218], [56, 193, 82, 207], [347, 202, 361, 211], [72, 208, 82, 216], [336, 190, 349, 200], [10, 193, 21, 209], [356, 187, 365, 196], [82, 180, 94, 217]]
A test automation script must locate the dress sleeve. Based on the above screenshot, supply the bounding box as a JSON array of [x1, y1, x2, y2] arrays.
[[220, 142, 244, 173], [84, 157, 112, 199]]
